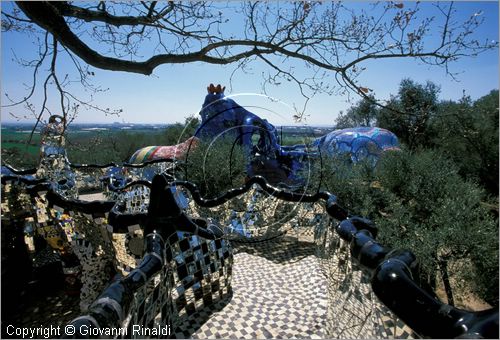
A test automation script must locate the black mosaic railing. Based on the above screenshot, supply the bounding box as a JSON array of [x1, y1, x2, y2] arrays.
[[62, 173, 232, 338], [1, 166, 498, 338], [167, 176, 499, 338], [58, 175, 500, 338]]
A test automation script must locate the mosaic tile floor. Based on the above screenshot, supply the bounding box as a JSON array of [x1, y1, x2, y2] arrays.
[[173, 229, 417, 339], [174, 233, 328, 339], [3, 225, 416, 339]]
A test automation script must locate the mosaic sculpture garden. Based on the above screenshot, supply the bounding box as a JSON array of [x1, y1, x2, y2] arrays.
[[1, 87, 498, 339]]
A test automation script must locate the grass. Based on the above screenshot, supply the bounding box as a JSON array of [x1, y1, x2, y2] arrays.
[[1, 142, 39, 155], [2, 126, 319, 167], [281, 135, 316, 146]]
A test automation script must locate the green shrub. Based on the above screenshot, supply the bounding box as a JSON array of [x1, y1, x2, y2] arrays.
[[431, 90, 499, 196], [375, 150, 498, 306], [1, 147, 39, 168], [304, 154, 384, 218], [182, 137, 247, 198], [308, 149, 498, 306]]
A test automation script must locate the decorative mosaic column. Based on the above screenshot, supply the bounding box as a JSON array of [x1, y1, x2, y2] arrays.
[[36, 115, 77, 198], [66, 210, 115, 311], [166, 231, 233, 326]]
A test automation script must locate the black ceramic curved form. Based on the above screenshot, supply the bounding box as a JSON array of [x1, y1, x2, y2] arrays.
[[1, 174, 48, 186], [131, 174, 345, 243], [1, 164, 37, 176], [170, 175, 338, 209], [69, 157, 182, 169], [149, 175, 498, 339], [62, 176, 171, 338], [2, 158, 180, 177], [62, 232, 165, 339], [108, 173, 223, 239], [37, 178, 154, 215], [44, 190, 116, 215], [72, 158, 180, 192], [335, 218, 499, 339], [110, 179, 153, 193], [372, 252, 499, 338], [63, 173, 227, 338]]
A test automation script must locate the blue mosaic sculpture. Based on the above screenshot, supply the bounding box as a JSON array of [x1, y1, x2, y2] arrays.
[[195, 84, 280, 150], [129, 84, 401, 185], [191, 84, 401, 184], [311, 126, 401, 164]]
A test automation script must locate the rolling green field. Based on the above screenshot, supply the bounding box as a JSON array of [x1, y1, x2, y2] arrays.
[[2, 129, 41, 166], [1, 142, 39, 154], [2, 123, 328, 169]]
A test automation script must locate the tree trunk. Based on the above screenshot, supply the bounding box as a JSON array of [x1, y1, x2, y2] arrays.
[[438, 258, 455, 306]]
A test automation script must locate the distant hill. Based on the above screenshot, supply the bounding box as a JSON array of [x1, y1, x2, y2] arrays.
[[1, 122, 171, 133]]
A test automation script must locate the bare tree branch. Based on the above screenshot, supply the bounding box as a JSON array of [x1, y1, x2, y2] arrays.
[[50, 1, 170, 28], [5, 0, 497, 125]]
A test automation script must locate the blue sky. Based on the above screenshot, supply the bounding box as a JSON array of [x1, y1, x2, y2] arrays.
[[1, 1, 498, 126]]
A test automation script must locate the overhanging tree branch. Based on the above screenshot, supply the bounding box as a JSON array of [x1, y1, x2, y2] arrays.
[[50, 1, 170, 27], [7, 1, 498, 123], [17, 1, 342, 75]]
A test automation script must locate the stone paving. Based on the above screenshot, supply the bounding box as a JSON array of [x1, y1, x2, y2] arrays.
[[174, 233, 328, 339], [2, 227, 417, 339], [173, 229, 417, 339], [1, 281, 81, 339]]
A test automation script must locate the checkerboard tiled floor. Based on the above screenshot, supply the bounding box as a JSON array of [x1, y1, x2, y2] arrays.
[[173, 233, 327, 339], [173, 228, 417, 339]]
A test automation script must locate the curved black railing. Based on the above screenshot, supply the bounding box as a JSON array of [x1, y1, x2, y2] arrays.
[[1, 175, 48, 186], [66, 174, 500, 339], [62, 173, 226, 338], [69, 157, 184, 169], [134, 175, 500, 338], [2, 158, 181, 199], [2, 167, 498, 338], [337, 219, 499, 339], [2, 157, 183, 173], [2, 157, 181, 187], [1, 164, 38, 176]]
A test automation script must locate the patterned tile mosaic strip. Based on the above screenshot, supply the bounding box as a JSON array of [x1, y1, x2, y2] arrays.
[[65, 210, 117, 311], [116, 184, 151, 214], [121, 265, 176, 339], [112, 230, 233, 339], [166, 232, 233, 328], [315, 221, 419, 339]]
